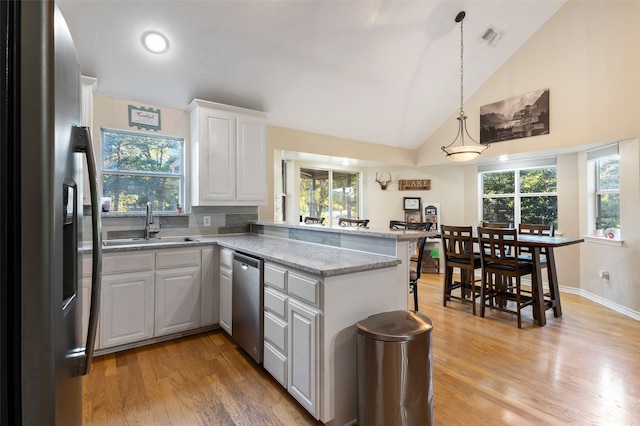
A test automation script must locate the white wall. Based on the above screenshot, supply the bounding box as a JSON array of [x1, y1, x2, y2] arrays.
[[579, 139, 640, 314]]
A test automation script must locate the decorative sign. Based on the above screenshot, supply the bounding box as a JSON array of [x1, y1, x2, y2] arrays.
[[128, 105, 161, 131], [398, 179, 431, 191]]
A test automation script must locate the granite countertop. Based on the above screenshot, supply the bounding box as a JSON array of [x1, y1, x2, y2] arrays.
[[85, 234, 400, 277], [214, 234, 400, 277], [250, 220, 435, 241]]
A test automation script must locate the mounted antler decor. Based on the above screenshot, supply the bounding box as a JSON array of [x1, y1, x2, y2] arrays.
[[375, 172, 392, 190]]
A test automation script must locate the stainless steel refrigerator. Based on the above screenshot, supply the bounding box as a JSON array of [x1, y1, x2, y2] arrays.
[[1, 1, 102, 424]]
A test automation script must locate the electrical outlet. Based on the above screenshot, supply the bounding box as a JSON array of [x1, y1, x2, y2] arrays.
[[203, 216, 211, 227], [599, 270, 610, 282]]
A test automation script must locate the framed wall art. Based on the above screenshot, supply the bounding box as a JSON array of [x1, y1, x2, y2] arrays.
[[404, 210, 422, 223], [128, 105, 161, 131], [403, 197, 421, 211], [480, 88, 549, 144]]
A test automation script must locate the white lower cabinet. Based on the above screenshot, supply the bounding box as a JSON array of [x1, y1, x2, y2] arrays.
[[101, 269, 155, 348], [287, 298, 320, 418], [263, 262, 321, 420], [218, 248, 233, 335], [100, 246, 212, 350], [155, 266, 201, 336]]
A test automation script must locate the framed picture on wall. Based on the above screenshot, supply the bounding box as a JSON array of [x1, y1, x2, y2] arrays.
[[405, 210, 422, 223], [403, 197, 421, 211]]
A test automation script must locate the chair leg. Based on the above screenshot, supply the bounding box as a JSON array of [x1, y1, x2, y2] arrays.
[[413, 283, 419, 312], [479, 271, 487, 317], [442, 266, 453, 307]]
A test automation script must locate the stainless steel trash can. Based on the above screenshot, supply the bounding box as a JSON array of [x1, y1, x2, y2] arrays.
[[357, 310, 433, 426]]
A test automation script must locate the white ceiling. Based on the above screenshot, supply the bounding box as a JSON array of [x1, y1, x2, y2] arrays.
[[58, 0, 566, 151]]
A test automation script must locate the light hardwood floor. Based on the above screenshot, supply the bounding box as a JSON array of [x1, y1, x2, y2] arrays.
[[83, 273, 640, 425]]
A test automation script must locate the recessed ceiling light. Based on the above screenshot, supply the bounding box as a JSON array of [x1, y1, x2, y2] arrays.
[[142, 31, 169, 54]]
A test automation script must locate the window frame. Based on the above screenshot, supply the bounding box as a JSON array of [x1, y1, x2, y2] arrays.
[[479, 161, 558, 227], [298, 166, 362, 227], [101, 127, 185, 213], [591, 153, 620, 234]]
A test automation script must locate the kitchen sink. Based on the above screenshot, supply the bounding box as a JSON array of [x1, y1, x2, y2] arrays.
[[102, 237, 199, 247]]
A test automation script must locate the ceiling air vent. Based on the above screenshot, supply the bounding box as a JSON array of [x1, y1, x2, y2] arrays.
[[478, 25, 504, 47]]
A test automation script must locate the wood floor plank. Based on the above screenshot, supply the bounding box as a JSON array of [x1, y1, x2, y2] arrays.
[[83, 273, 640, 425]]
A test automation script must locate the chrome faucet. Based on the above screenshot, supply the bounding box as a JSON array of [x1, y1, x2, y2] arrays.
[[144, 202, 160, 239]]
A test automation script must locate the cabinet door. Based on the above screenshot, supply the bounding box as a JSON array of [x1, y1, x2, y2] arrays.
[[287, 298, 320, 419], [155, 267, 201, 336], [101, 270, 155, 348], [195, 109, 236, 203], [219, 266, 232, 335], [236, 114, 266, 203]]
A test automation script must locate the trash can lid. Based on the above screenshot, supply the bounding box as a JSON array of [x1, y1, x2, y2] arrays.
[[356, 310, 433, 342]]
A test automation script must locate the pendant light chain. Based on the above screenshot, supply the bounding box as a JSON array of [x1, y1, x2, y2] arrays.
[[459, 15, 464, 115]]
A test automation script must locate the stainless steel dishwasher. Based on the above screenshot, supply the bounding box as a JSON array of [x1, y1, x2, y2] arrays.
[[232, 252, 264, 363]]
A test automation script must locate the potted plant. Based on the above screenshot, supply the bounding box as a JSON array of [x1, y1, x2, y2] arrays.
[[176, 204, 183, 214], [594, 216, 603, 236]]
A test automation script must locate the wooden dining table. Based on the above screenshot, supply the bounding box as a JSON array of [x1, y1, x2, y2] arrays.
[[507, 234, 584, 326]]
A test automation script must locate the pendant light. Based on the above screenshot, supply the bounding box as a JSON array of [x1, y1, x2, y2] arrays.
[[441, 11, 489, 162]]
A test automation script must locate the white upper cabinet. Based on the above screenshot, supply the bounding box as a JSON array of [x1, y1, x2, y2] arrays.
[[189, 99, 267, 206]]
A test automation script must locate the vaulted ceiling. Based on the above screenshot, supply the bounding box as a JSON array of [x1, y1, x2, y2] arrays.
[[58, 0, 566, 150]]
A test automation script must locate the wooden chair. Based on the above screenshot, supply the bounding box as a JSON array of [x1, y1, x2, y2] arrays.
[[441, 225, 482, 315], [338, 218, 369, 227], [409, 236, 427, 312], [304, 216, 324, 224], [518, 223, 559, 317], [389, 220, 432, 231], [478, 227, 535, 328], [480, 221, 511, 228]]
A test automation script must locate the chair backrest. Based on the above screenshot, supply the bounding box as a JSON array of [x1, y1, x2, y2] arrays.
[[440, 225, 476, 266], [478, 226, 520, 269], [518, 223, 554, 236], [338, 218, 369, 227], [389, 220, 432, 231], [518, 223, 554, 254], [304, 216, 325, 224], [481, 221, 511, 228]]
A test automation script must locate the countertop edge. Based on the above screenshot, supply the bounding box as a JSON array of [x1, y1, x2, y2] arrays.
[[85, 234, 401, 277]]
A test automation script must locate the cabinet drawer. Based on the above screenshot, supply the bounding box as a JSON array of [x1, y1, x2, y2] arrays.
[[288, 272, 319, 306], [156, 249, 201, 269], [264, 311, 287, 353], [103, 252, 154, 274], [264, 263, 287, 291], [264, 287, 287, 318], [219, 248, 234, 270], [263, 341, 287, 388]]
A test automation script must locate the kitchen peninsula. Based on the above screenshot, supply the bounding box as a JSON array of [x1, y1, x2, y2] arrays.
[[92, 223, 431, 425], [219, 221, 432, 425]]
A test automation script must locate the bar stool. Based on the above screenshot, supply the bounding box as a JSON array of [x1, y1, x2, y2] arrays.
[[440, 225, 482, 315], [304, 216, 324, 224], [338, 218, 369, 227], [409, 236, 428, 312]]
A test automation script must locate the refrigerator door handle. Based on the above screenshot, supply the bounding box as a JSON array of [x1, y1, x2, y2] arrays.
[[72, 125, 102, 376]]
